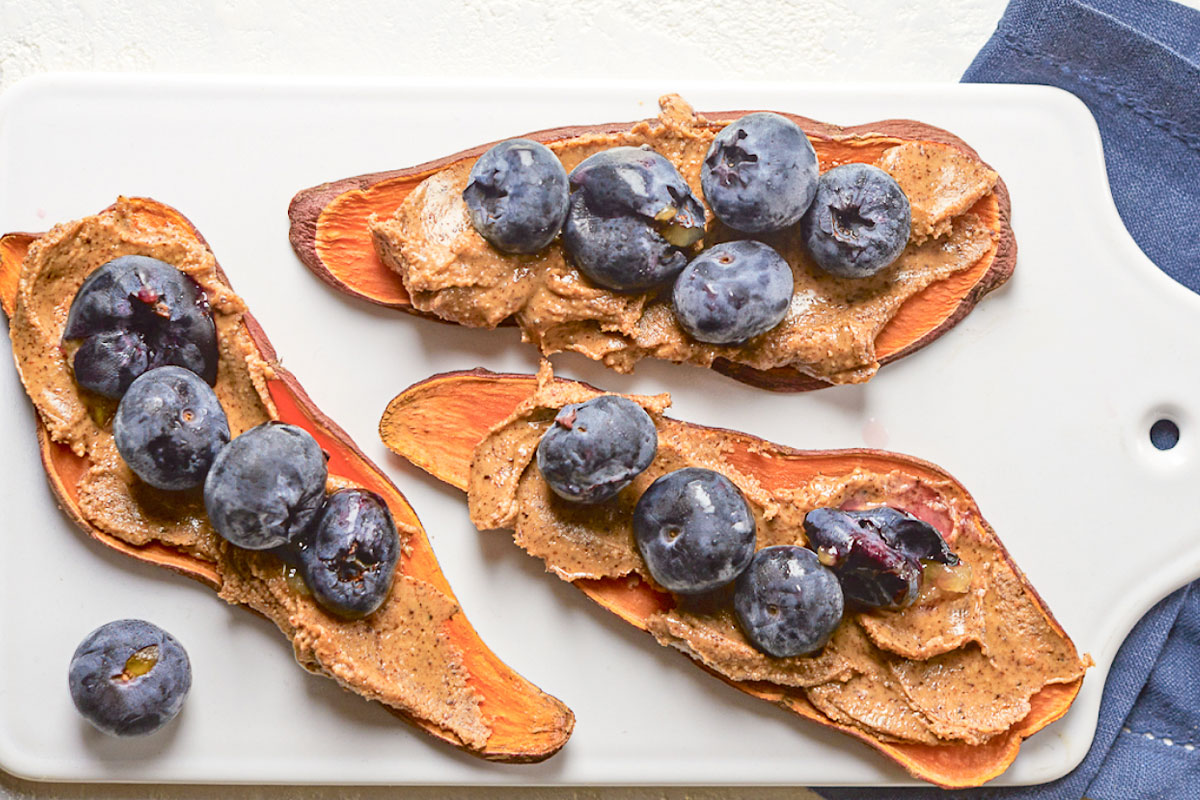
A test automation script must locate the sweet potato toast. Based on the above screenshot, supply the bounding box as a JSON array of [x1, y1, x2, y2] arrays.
[[0, 198, 572, 762], [289, 99, 1015, 391], [378, 369, 1085, 787]]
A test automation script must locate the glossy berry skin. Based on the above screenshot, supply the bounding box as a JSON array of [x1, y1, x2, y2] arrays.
[[300, 489, 401, 619], [462, 138, 569, 254], [563, 146, 706, 291], [63, 255, 219, 398], [801, 164, 912, 278], [204, 422, 328, 550], [633, 467, 756, 594], [849, 506, 959, 566], [802, 506, 956, 610], [672, 240, 793, 345], [536, 395, 657, 504], [113, 366, 230, 491], [67, 619, 191, 737], [734, 546, 844, 658], [701, 112, 819, 233]]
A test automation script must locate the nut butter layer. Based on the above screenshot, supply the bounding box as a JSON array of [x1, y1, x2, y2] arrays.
[[289, 95, 1015, 391], [379, 368, 1088, 787], [1, 198, 572, 762]]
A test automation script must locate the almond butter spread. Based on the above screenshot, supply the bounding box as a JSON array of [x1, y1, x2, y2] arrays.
[[370, 96, 1001, 385], [467, 369, 1087, 746], [9, 199, 490, 748]]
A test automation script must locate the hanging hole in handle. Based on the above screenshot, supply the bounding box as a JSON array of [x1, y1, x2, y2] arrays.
[[1151, 418, 1180, 451]]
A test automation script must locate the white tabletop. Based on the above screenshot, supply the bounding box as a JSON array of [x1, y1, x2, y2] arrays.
[[4, 0, 1198, 797]]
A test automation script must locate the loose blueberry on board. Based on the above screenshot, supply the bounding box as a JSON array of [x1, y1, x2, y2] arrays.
[[300, 489, 401, 619], [67, 619, 191, 737], [63, 255, 219, 398], [803, 506, 919, 609], [204, 422, 328, 550], [734, 545, 844, 658], [563, 146, 706, 291], [672, 240, 793, 345], [633, 467, 756, 594], [462, 138, 570, 254], [701, 112, 819, 233], [536, 395, 658, 504], [801, 163, 912, 279], [113, 366, 231, 491]]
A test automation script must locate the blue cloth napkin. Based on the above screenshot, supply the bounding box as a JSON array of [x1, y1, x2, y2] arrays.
[[819, 1, 1200, 797]]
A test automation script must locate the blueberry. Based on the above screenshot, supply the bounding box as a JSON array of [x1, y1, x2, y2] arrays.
[[67, 619, 191, 737], [63, 255, 219, 398], [536, 395, 657, 504], [672, 240, 793, 345], [803, 507, 916, 609], [563, 146, 706, 291], [633, 467, 756, 594], [113, 366, 230, 491], [70, 331, 150, 400], [734, 545, 844, 657], [204, 422, 327, 550], [848, 506, 958, 566], [462, 138, 569, 254], [701, 112, 819, 233], [299, 489, 401, 619], [800, 163, 912, 278]]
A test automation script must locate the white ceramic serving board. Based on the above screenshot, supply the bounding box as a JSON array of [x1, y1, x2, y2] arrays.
[[0, 75, 1197, 788]]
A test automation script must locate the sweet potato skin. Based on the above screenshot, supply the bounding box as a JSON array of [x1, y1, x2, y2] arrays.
[[378, 368, 1083, 788], [289, 110, 1016, 392], [0, 202, 573, 763]]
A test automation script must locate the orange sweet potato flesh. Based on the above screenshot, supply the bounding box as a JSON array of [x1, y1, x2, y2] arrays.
[[289, 111, 1015, 392], [0, 200, 572, 763], [379, 370, 1083, 788]]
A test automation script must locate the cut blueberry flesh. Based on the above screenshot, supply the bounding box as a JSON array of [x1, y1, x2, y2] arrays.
[[536, 395, 657, 504], [204, 421, 328, 550], [803, 506, 948, 610], [672, 239, 793, 345], [701, 112, 819, 233], [633, 467, 756, 594], [113, 366, 231, 491], [734, 545, 844, 658], [63, 255, 219, 398], [462, 138, 569, 254], [563, 146, 706, 291], [67, 619, 191, 737], [801, 163, 912, 279], [300, 489, 400, 619]]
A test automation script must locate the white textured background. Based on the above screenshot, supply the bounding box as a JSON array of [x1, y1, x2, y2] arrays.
[[3, 0, 1196, 797]]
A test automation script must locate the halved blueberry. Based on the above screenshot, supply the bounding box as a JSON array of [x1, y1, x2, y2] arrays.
[[802, 506, 956, 610]]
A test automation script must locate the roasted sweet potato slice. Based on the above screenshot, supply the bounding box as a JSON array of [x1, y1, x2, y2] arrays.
[[289, 105, 1015, 392], [378, 369, 1085, 787], [1, 199, 572, 762]]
